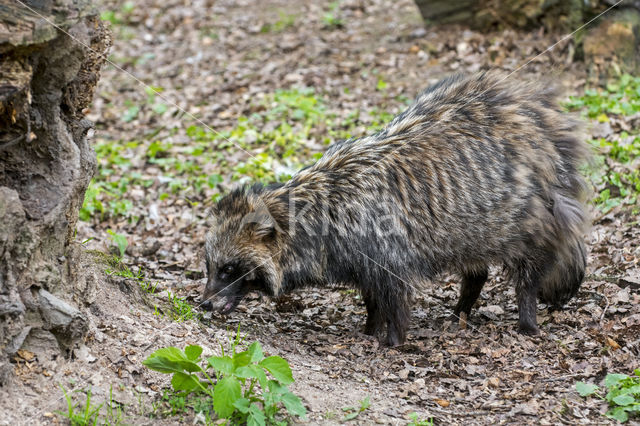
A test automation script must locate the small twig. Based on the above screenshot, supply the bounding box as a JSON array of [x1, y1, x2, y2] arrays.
[[584, 274, 621, 284], [0, 134, 25, 151], [591, 208, 617, 224], [424, 405, 497, 417], [540, 373, 588, 383], [599, 293, 610, 323]]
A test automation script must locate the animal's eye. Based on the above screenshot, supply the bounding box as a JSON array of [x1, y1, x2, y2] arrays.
[[219, 264, 235, 277]]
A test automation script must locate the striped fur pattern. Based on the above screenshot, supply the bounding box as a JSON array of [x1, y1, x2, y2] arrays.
[[203, 71, 589, 346]]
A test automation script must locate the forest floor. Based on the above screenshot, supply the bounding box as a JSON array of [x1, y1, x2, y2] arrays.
[[2, 0, 640, 424]]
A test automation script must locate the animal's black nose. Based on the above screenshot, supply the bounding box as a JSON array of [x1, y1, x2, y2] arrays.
[[201, 300, 213, 311]]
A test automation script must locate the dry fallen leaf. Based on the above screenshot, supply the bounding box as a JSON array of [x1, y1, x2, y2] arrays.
[[2, 0, 634, 425], [16, 349, 35, 361], [435, 399, 450, 407], [488, 377, 500, 388], [606, 336, 620, 350]]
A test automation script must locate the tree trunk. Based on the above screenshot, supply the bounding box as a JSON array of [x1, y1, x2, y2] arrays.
[[414, 0, 640, 78], [0, 0, 110, 384], [583, 8, 640, 80], [414, 0, 586, 32]]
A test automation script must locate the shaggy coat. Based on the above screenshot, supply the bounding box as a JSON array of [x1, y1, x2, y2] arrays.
[[203, 72, 589, 346]]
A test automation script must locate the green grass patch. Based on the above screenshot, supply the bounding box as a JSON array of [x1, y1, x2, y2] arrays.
[[407, 412, 435, 426], [56, 385, 126, 426], [322, 1, 344, 29], [165, 291, 201, 322]]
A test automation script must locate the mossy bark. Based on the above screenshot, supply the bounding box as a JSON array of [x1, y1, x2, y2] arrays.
[[0, 0, 110, 384]]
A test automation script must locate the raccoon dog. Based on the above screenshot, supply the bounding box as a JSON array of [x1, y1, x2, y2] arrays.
[[202, 72, 589, 346]]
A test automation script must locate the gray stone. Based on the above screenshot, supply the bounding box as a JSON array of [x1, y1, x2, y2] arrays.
[[0, 296, 25, 317], [38, 289, 88, 350], [5, 326, 31, 356], [38, 289, 82, 328], [20, 328, 61, 361]]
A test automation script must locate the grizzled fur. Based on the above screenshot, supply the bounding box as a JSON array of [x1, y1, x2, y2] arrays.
[[203, 72, 589, 346]]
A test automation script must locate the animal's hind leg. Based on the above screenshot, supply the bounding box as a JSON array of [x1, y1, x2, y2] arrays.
[[385, 294, 411, 347], [453, 268, 489, 317], [367, 279, 411, 346]]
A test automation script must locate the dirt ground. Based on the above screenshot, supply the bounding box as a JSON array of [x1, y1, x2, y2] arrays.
[[1, 0, 639, 424]]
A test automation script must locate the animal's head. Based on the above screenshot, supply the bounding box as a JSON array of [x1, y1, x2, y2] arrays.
[[202, 184, 288, 314]]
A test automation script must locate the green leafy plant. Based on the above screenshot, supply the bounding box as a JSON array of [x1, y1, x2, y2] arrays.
[[576, 369, 640, 422], [376, 78, 388, 92], [145, 86, 168, 115], [100, 1, 135, 26], [341, 396, 370, 421], [142, 336, 306, 425], [79, 182, 105, 221], [566, 74, 640, 119], [565, 74, 640, 214], [106, 230, 128, 258]]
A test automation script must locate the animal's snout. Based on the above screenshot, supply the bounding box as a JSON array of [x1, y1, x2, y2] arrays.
[[200, 299, 213, 311]]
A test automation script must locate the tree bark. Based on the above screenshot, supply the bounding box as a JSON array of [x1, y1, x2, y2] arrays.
[[0, 0, 110, 384]]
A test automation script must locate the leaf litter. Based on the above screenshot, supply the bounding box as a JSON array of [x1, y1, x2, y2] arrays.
[[1, 0, 639, 424]]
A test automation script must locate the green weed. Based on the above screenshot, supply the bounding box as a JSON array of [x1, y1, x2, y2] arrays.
[[56, 385, 104, 426], [142, 330, 306, 424], [100, 1, 135, 26], [55, 384, 127, 426], [407, 412, 434, 426], [106, 230, 128, 258], [566, 74, 640, 120], [566, 74, 640, 213], [261, 12, 297, 33], [323, 1, 344, 29], [341, 396, 370, 421], [166, 291, 201, 322], [576, 369, 640, 422]]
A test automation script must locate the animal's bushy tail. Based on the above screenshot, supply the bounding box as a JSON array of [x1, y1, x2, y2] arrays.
[[538, 95, 590, 307], [539, 231, 587, 307]]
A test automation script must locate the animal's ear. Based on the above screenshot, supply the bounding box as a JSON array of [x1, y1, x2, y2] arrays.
[[239, 199, 284, 241], [243, 214, 278, 240]]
